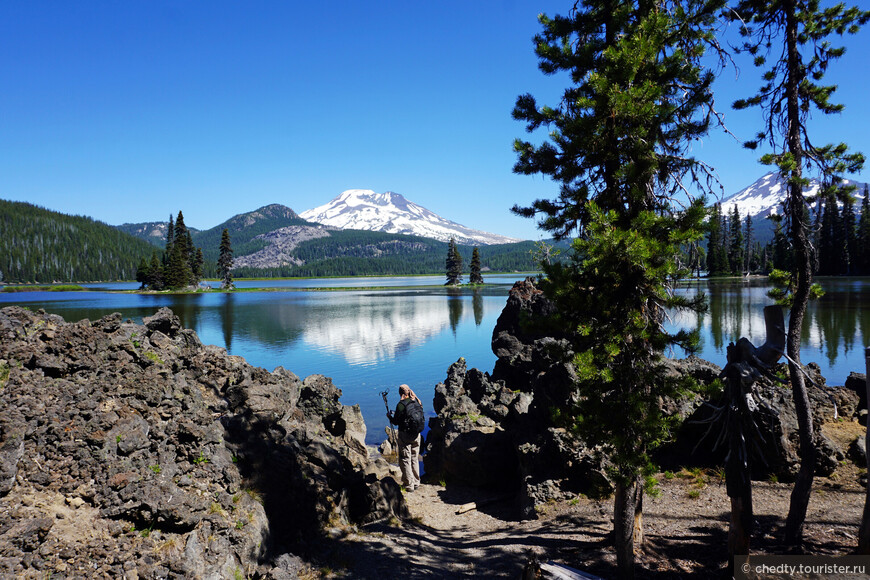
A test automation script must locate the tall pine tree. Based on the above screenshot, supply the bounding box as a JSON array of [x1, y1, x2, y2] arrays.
[[842, 193, 858, 275], [512, 1, 722, 575], [728, 206, 744, 274], [732, 0, 869, 545], [469, 247, 483, 285], [706, 203, 725, 275], [445, 238, 462, 286], [218, 228, 235, 289], [859, 186, 870, 274]]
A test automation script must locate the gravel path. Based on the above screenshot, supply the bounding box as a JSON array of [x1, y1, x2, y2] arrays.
[[313, 454, 867, 579]]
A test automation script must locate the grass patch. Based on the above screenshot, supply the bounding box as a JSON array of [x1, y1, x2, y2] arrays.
[[1, 284, 85, 292], [209, 502, 226, 516], [450, 413, 482, 423], [0, 361, 9, 389]]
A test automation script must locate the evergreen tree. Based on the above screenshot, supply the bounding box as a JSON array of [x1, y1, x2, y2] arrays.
[[706, 203, 725, 275], [445, 238, 463, 285], [218, 228, 235, 289], [842, 193, 858, 274], [136, 258, 150, 289], [728, 206, 744, 274], [732, 0, 869, 545], [744, 215, 754, 273], [164, 214, 175, 267], [164, 241, 191, 289], [818, 195, 838, 275], [512, 1, 721, 575], [164, 211, 194, 289], [147, 251, 164, 290], [469, 247, 483, 285], [192, 247, 204, 283], [859, 186, 870, 274]]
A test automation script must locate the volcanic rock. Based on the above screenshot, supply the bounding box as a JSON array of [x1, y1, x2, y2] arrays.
[[0, 305, 406, 577]]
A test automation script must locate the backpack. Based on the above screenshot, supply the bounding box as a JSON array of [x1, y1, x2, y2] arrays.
[[400, 399, 425, 435]]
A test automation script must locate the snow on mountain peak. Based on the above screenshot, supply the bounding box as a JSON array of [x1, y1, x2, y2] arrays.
[[721, 172, 865, 220], [299, 189, 521, 245], [718, 172, 868, 243]]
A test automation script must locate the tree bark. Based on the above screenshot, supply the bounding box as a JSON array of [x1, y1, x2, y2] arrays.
[[614, 478, 643, 580], [859, 348, 870, 553], [729, 495, 752, 576], [782, 0, 816, 545]]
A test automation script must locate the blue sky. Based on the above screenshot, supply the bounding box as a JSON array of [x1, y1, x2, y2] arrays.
[[2, 2, 869, 241]]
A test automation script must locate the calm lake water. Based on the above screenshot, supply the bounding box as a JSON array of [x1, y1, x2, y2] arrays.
[[2, 275, 869, 445]]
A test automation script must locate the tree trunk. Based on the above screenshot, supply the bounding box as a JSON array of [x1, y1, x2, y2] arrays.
[[614, 478, 643, 580], [729, 495, 752, 576], [782, 0, 816, 546], [859, 348, 870, 553]]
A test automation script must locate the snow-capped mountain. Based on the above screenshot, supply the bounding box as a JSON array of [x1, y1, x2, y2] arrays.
[[721, 172, 868, 220], [299, 189, 521, 246]]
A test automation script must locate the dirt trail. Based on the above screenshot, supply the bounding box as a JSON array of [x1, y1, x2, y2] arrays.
[[320, 463, 866, 579]]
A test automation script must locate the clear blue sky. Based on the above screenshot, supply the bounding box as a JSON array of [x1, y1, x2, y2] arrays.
[[2, 2, 869, 241]]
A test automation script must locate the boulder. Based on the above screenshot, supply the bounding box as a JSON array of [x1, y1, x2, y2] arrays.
[[424, 279, 607, 516], [0, 305, 405, 578], [671, 361, 857, 480], [424, 278, 863, 517], [845, 372, 868, 412]]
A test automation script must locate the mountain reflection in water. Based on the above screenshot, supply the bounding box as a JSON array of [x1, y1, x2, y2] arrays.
[[3, 275, 870, 444]]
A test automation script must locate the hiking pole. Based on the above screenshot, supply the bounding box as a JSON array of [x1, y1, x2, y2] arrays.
[[380, 389, 398, 449]]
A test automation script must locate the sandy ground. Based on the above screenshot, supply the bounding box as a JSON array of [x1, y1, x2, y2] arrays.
[[310, 422, 868, 579]]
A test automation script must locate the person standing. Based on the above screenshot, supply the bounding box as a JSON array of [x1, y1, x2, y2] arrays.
[[387, 384, 423, 491]]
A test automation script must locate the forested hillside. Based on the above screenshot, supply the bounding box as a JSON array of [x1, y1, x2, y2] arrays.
[[231, 230, 544, 278], [0, 200, 156, 283], [192, 204, 310, 262], [2, 198, 543, 283]]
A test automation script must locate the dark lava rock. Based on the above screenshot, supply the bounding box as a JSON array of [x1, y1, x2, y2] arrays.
[[423, 278, 861, 518], [0, 305, 406, 578]]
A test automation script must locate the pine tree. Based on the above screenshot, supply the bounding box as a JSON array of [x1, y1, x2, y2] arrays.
[[512, 2, 721, 575], [818, 195, 838, 275], [842, 193, 858, 275], [469, 247, 483, 285], [445, 238, 462, 285], [164, 214, 175, 268], [706, 203, 725, 275], [859, 186, 870, 274], [728, 206, 744, 274], [192, 247, 204, 283], [147, 251, 164, 290], [732, 0, 869, 545], [744, 215, 754, 273], [164, 211, 194, 289], [136, 258, 150, 289], [218, 228, 234, 289]]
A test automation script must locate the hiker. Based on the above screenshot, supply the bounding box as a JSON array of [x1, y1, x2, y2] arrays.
[[387, 384, 424, 491]]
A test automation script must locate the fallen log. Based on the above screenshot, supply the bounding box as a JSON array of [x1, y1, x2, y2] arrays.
[[455, 493, 513, 515]]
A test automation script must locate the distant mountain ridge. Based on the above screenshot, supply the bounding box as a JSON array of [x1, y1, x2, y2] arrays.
[[300, 189, 521, 246], [114, 202, 539, 276], [116, 221, 200, 247], [718, 172, 869, 243]]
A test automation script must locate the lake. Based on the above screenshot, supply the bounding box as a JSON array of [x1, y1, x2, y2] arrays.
[[3, 275, 869, 445]]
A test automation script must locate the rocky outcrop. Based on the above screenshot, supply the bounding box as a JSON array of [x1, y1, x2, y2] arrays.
[[670, 361, 860, 481], [424, 278, 864, 518], [0, 306, 405, 578], [425, 278, 606, 518], [233, 225, 334, 270]]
